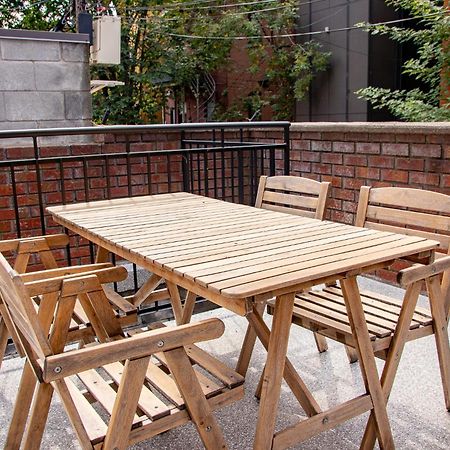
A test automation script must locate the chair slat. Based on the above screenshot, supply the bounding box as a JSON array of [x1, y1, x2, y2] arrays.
[[366, 205, 450, 233], [264, 176, 324, 195], [103, 361, 172, 420], [262, 191, 319, 210], [368, 187, 450, 214], [365, 222, 450, 252]]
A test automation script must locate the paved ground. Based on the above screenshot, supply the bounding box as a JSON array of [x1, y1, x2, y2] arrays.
[[0, 277, 449, 449]]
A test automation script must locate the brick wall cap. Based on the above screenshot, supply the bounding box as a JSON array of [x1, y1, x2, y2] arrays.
[[0, 28, 89, 44], [290, 122, 450, 135]]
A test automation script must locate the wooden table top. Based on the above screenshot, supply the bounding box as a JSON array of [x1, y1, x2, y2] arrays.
[[48, 192, 439, 302]]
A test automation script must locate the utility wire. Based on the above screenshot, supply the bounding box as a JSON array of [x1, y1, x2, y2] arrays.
[[123, 4, 289, 22], [165, 12, 443, 40], [13, 0, 65, 11], [125, 0, 326, 13]]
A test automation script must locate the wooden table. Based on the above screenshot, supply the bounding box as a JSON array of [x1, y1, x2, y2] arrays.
[[48, 192, 439, 450]]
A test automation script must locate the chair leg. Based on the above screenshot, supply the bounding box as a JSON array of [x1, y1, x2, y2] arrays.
[[0, 317, 9, 370], [165, 346, 227, 449], [341, 277, 394, 450], [104, 357, 151, 450], [22, 382, 54, 450], [360, 281, 422, 449], [427, 276, 450, 410], [313, 332, 328, 353], [5, 361, 37, 449], [345, 345, 359, 363]]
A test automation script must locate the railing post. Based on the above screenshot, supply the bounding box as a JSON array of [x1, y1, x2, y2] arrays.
[[180, 130, 190, 192], [284, 123, 290, 175], [33, 136, 46, 235]]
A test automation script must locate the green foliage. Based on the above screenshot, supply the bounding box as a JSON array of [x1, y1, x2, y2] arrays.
[[0, 1, 72, 30], [356, 0, 450, 122], [1, 1, 329, 123]]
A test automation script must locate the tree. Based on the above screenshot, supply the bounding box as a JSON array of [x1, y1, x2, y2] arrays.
[[92, 1, 330, 123], [356, 0, 450, 122], [0, 1, 329, 123], [0, 1, 72, 31]]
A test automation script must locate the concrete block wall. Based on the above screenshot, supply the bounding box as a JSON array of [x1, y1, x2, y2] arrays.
[[0, 29, 92, 132]]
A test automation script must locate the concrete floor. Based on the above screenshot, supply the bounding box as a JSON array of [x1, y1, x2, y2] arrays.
[[0, 278, 449, 449]]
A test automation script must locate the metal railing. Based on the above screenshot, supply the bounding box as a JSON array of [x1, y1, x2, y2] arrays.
[[0, 121, 290, 319]]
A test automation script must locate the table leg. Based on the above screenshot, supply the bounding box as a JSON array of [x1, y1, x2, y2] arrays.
[[247, 304, 321, 417], [340, 276, 395, 450], [236, 302, 265, 376], [361, 281, 422, 448], [253, 292, 295, 450]]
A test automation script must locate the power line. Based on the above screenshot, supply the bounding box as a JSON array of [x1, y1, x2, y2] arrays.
[[123, 4, 291, 23], [14, 0, 64, 11], [125, 0, 327, 13], [165, 12, 443, 41]]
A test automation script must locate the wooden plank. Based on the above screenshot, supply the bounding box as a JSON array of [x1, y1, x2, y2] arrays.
[[263, 175, 324, 195], [103, 356, 150, 450], [61, 377, 107, 445], [368, 186, 450, 214], [47, 192, 194, 214], [165, 223, 357, 268], [295, 294, 393, 338], [340, 277, 395, 449], [254, 292, 297, 450], [262, 190, 319, 209], [217, 240, 437, 298], [164, 346, 227, 450], [155, 351, 224, 398], [145, 360, 184, 407], [324, 286, 432, 327], [103, 361, 171, 420], [185, 230, 388, 279], [366, 221, 450, 251], [185, 344, 245, 388], [77, 368, 141, 424], [205, 236, 428, 291], [44, 319, 225, 381], [156, 221, 341, 262], [247, 202, 315, 217], [132, 273, 163, 307], [366, 205, 450, 232], [273, 395, 373, 450], [0, 234, 69, 253]]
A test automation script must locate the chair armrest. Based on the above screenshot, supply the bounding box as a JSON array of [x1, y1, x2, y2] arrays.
[[23, 266, 128, 297], [19, 263, 113, 283], [398, 256, 450, 287], [0, 234, 69, 253], [42, 318, 225, 382]]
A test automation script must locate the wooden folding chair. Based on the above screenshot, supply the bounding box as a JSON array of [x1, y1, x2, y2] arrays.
[[235, 175, 331, 376], [0, 253, 244, 449], [273, 186, 449, 443], [0, 234, 137, 369]]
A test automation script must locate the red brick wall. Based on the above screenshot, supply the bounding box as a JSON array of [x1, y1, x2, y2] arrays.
[[288, 123, 449, 225]]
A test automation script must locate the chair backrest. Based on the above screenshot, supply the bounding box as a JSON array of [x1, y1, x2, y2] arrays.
[[355, 186, 450, 255], [255, 175, 330, 219], [355, 186, 450, 317], [0, 234, 69, 273], [0, 252, 127, 374], [0, 253, 52, 363]]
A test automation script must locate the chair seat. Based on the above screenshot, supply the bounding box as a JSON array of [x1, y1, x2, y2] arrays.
[[267, 285, 434, 352], [66, 323, 245, 446]]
